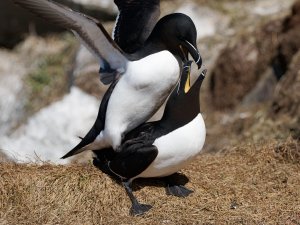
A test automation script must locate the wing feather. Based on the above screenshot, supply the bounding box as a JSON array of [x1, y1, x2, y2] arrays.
[[13, 0, 127, 83]]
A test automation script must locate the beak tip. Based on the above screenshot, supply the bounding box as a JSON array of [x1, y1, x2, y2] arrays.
[[197, 59, 202, 70], [194, 54, 202, 70]]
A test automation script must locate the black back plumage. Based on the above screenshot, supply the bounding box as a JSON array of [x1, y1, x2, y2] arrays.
[[113, 0, 160, 53]]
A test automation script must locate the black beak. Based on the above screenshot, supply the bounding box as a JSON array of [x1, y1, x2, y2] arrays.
[[182, 40, 202, 69]]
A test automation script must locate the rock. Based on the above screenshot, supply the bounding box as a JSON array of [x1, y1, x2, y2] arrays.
[[176, 3, 230, 40], [209, 18, 282, 109], [0, 0, 116, 48], [242, 68, 277, 105], [242, 0, 300, 107], [0, 87, 99, 164], [271, 50, 300, 119], [72, 0, 117, 12], [251, 0, 295, 16], [272, 0, 300, 79]]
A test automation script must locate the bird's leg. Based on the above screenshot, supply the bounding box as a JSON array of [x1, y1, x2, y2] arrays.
[[122, 179, 152, 216], [165, 175, 193, 198]]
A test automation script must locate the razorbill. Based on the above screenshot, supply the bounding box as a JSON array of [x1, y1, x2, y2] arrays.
[[13, 0, 202, 156], [93, 62, 207, 215]]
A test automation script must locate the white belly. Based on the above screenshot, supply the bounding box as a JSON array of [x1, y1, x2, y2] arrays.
[[104, 51, 180, 149], [137, 114, 206, 178]]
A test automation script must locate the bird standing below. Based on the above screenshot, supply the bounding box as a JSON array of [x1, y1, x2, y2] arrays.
[[93, 61, 207, 215], [12, 0, 202, 158]]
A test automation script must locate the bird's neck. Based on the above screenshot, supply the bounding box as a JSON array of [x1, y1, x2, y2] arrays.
[[161, 90, 200, 131]]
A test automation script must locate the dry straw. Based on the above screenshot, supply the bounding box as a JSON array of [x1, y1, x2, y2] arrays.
[[0, 139, 299, 224]]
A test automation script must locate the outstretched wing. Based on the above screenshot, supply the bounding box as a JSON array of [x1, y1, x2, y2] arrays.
[[12, 0, 128, 84], [113, 0, 160, 53]]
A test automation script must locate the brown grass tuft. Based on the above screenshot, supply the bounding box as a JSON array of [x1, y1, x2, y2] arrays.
[[0, 139, 299, 224], [274, 137, 300, 164]]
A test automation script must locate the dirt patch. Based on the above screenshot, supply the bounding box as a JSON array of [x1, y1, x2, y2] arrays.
[[0, 139, 299, 224]]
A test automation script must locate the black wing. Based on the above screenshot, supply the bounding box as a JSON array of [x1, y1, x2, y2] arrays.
[[12, 0, 128, 84], [93, 144, 158, 179], [113, 0, 160, 53]]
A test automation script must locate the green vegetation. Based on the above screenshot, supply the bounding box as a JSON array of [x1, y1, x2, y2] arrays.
[[25, 34, 77, 114], [27, 55, 61, 92]]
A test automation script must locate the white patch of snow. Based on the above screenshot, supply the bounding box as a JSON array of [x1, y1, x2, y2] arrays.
[[0, 87, 99, 164], [71, 0, 117, 12], [0, 50, 27, 135], [176, 3, 230, 40], [251, 0, 295, 16]]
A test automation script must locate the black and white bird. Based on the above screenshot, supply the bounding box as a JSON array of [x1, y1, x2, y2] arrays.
[[12, 0, 202, 157], [93, 62, 207, 215]]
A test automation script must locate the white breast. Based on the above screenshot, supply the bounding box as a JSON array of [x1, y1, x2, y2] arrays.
[[104, 51, 180, 149], [137, 114, 206, 178]]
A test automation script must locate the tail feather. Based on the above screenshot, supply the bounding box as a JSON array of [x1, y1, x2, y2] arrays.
[[61, 127, 100, 159], [61, 77, 118, 159]]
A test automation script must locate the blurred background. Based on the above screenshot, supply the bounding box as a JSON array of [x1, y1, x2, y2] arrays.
[[0, 0, 299, 163]]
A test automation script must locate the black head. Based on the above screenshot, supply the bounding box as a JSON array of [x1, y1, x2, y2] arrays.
[[150, 13, 202, 69]]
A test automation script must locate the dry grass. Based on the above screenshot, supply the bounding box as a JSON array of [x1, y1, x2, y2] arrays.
[[0, 139, 299, 224]]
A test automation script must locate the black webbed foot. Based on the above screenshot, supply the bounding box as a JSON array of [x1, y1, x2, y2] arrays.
[[166, 184, 193, 197], [123, 179, 153, 216], [99, 62, 117, 85], [165, 174, 193, 197], [130, 203, 152, 216]]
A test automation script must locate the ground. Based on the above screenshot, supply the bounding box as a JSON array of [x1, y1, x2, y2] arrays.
[[0, 139, 299, 224]]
